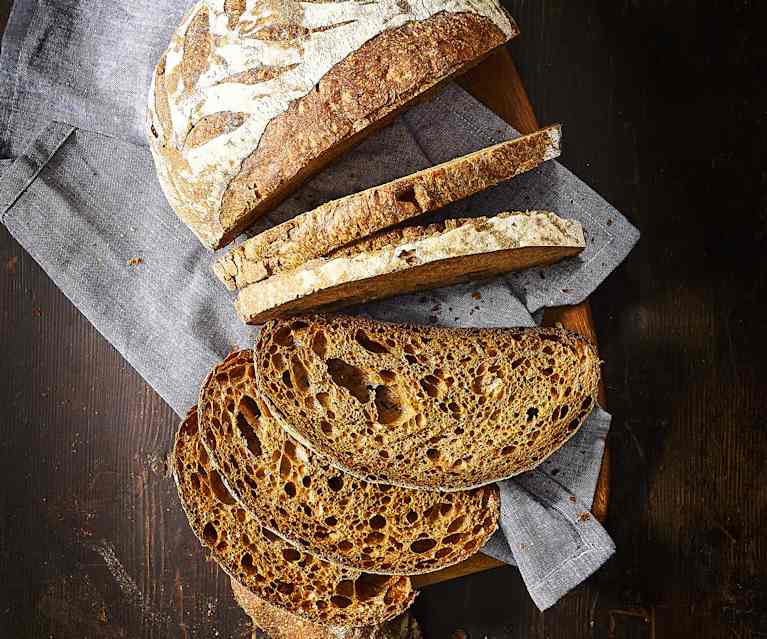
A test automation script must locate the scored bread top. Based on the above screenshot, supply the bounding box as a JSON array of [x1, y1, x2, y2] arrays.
[[230, 579, 423, 639], [214, 126, 561, 289], [255, 315, 601, 490], [148, 0, 517, 249], [173, 407, 414, 627], [198, 351, 500, 575]]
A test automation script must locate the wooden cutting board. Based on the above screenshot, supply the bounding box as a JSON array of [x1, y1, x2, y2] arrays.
[[412, 47, 610, 588]]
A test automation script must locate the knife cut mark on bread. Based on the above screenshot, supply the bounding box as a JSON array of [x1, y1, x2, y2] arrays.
[[254, 315, 601, 491], [230, 579, 424, 639], [172, 407, 414, 627], [198, 351, 500, 575], [234, 210, 584, 324], [214, 126, 561, 290]]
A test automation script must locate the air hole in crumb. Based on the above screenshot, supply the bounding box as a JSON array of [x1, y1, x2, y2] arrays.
[[406, 511, 418, 524], [379, 370, 397, 383], [236, 412, 262, 457], [447, 516, 465, 533], [331, 595, 352, 609], [410, 538, 437, 554], [420, 375, 446, 399], [209, 470, 236, 505], [369, 514, 386, 529], [272, 326, 293, 346], [374, 385, 405, 425], [311, 331, 327, 357], [302, 476, 311, 488], [527, 407, 539, 422], [325, 516, 338, 527], [316, 392, 331, 409], [277, 582, 294, 595], [560, 405, 569, 418], [443, 533, 462, 545], [282, 548, 301, 562], [327, 476, 343, 492], [501, 445, 516, 456], [202, 522, 217, 544], [281, 370, 293, 388], [365, 531, 385, 545], [289, 355, 310, 392], [426, 448, 440, 462], [355, 574, 391, 601], [326, 358, 369, 403], [284, 482, 296, 497], [355, 329, 390, 354], [240, 552, 256, 575], [320, 420, 333, 436], [338, 540, 353, 552]]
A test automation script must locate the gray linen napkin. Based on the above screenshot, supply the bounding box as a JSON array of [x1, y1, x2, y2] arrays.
[[0, 0, 637, 611]]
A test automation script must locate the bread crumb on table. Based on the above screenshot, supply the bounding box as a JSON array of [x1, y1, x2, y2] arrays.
[[5, 255, 18, 274], [127, 257, 143, 266], [578, 511, 591, 522]]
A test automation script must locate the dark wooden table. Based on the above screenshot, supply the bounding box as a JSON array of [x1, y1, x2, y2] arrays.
[[2, 2, 766, 638]]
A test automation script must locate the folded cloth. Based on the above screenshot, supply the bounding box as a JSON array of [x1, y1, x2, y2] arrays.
[[0, 0, 638, 611]]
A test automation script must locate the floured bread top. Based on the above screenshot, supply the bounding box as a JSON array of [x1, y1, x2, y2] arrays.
[[148, 0, 517, 248]]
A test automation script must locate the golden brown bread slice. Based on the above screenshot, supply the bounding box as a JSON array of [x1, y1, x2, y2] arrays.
[[233, 210, 584, 324], [198, 351, 499, 575], [255, 315, 601, 491], [214, 126, 561, 289], [231, 579, 423, 639], [172, 407, 414, 627]]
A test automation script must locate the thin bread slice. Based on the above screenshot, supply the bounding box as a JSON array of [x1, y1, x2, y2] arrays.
[[230, 579, 423, 639], [234, 211, 584, 324], [198, 351, 500, 575], [172, 407, 414, 627], [254, 315, 601, 491], [214, 126, 561, 289]]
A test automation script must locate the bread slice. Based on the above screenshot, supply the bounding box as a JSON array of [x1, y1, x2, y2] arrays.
[[198, 351, 499, 575], [234, 211, 584, 324], [231, 578, 423, 639], [255, 315, 601, 491], [214, 126, 561, 289], [172, 407, 414, 627]]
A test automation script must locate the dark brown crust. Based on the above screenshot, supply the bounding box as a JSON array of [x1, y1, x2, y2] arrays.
[[215, 125, 558, 289], [217, 11, 510, 245], [238, 245, 582, 324]]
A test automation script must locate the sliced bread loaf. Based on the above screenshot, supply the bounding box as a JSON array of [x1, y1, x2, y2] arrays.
[[234, 211, 584, 324], [214, 126, 561, 289], [173, 407, 414, 627], [198, 351, 499, 575], [255, 315, 601, 491], [231, 579, 423, 639]]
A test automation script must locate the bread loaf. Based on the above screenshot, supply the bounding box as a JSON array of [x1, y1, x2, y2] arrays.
[[198, 351, 500, 575], [214, 126, 562, 290], [148, 0, 518, 249], [173, 407, 414, 627], [231, 579, 423, 639], [234, 211, 585, 324], [255, 315, 601, 490]]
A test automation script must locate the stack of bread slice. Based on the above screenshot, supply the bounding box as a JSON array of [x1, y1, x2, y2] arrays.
[[172, 314, 601, 632], [214, 126, 588, 324]]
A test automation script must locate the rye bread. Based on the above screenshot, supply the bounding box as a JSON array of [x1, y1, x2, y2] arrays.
[[234, 211, 585, 324], [231, 579, 423, 639], [254, 315, 602, 491], [214, 126, 562, 289], [198, 351, 500, 575], [172, 407, 414, 627], [148, 1, 517, 249]]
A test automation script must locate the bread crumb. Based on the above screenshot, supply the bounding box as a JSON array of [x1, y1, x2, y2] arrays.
[[471, 291, 482, 300], [568, 495, 577, 503], [451, 631, 468, 639], [127, 257, 143, 266], [5, 255, 18, 274], [32, 306, 43, 317], [578, 511, 591, 522]]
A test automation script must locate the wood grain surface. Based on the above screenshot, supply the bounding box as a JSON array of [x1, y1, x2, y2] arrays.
[[2, 2, 767, 639]]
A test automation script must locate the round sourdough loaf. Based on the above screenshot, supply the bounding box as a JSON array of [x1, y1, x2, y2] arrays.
[[147, 0, 517, 249]]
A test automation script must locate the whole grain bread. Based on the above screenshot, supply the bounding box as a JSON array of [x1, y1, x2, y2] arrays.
[[148, 1, 518, 249], [198, 351, 499, 575], [231, 579, 423, 639], [234, 211, 585, 324], [214, 126, 562, 289], [255, 315, 601, 491], [172, 407, 414, 627]]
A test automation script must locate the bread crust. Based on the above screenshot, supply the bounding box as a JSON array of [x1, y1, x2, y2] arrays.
[[148, 2, 517, 249], [214, 126, 561, 289], [234, 211, 584, 324], [255, 315, 602, 491]]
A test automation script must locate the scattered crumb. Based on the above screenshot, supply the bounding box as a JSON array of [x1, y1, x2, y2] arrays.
[[539, 271, 546, 279], [32, 306, 43, 317], [471, 291, 482, 300], [568, 495, 577, 503], [451, 631, 468, 639], [578, 511, 591, 522], [550, 468, 560, 476], [562, 288, 573, 293], [5, 255, 18, 274], [518, 543, 529, 551], [97, 606, 108, 624], [607, 219, 613, 226], [127, 257, 143, 266]]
